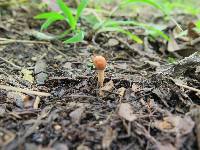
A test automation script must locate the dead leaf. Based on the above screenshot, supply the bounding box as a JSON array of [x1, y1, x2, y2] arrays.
[[100, 80, 114, 96], [154, 116, 194, 135], [145, 60, 160, 67], [107, 38, 119, 47], [131, 83, 141, 93], [187, 22, 199, 39], [7, 92, 32, 109], [77, 145, 91, 150], [117, 87, 126, 98], [168, 33, 180, 52], [69, 107, 85, 123], [21, 68, 34, 83], [118, 103, 137, 122], [102, 127, 116, 149], [156, 143, 176, 150], [101, 80, 114, 92], [0, 128, 15, 146]]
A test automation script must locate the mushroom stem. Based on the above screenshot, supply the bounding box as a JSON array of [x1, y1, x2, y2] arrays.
[[97, 70, 105, 87]]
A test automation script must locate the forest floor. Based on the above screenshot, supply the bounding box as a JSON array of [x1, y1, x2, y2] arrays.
[[0, 3, 200, 150]]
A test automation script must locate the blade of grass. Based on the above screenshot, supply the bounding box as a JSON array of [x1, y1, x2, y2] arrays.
[[98, 27, 143, 44], [76, 0, 89, 22], [34, 12, 65, 20], [56, 0, 76, 30], [40, 17, 65, 31], [64, 30, 84, 43]]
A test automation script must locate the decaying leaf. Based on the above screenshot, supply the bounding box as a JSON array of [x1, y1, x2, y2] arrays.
[[69, 107, 85, 123], [102, 127, 116, 149], [187, 22, 199, 39], [7, 92, 32, 109], [77, 145, 91, 150], [118, 103, 137, 122], [117, 87, 126, 98], [0, 128, 15, 146], [154, 115, 194, 135], [168, 33, 180, 52], [156, 143, 176, 150], [131, 83, 141, 93], [101, 80, 114, 92], [21, 68, 34, 83], [100, 80, 114, 96]]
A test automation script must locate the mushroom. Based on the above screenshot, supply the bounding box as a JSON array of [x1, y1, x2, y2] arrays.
[[92, 55, 107, 87]]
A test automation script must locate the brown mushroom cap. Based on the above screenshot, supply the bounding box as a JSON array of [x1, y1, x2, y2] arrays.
[[92, 55, 107, 70]]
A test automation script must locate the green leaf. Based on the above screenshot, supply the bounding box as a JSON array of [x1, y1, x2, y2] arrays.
[[64, 30, 84, 44], [34, 12, 64, 20], [98, 27, 143, 44], [146, 26, 169, 41], [40, 17, 64, 31], [76, 0, 89, 22], [123, 30, 143, 44], [196, 20, 200, 29], [100, 20, 169, 41], [56, 0, 76, 30]]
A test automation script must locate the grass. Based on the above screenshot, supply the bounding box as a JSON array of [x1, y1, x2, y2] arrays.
[[35, 0, 200, 45]]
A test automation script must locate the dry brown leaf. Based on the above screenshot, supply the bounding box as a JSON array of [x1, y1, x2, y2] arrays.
[[118, 103, 137, 122], [102, 127, 116, 149], [168, 33, 180, 52], [187, 22, 199, 39], [154, 116, 194, 135], [101, 80, 114, 92], [100, 80, 114, 96], [69, 107, 85, 123]]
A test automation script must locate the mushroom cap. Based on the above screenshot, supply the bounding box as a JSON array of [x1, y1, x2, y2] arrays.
[[92, 55, 107, 70]]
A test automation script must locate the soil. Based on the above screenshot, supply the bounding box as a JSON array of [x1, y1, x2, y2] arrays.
[[0, 3, 200, 150]]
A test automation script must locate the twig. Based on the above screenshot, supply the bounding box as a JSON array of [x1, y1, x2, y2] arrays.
[[0, 85, 51, 97], [175, 82, 200, 94], [0, 57, 22, 70], [0, 37, 49, 45]]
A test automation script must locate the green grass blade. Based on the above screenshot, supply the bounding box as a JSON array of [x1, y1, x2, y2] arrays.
[[64, 30, 84, 43], [98, 27, 143, 44], [41, 17, 64, 31], [76, 0, 89, 22], [122, 0, 166, 15], [34, 12, 64, 20], [99, 20, 169, 41], [56, 0, 76, 30]]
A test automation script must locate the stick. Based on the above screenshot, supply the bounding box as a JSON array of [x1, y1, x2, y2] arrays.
[[175, 82, 200, 94], [0, 85, 51, 97], [0, 37, 49, 45]]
